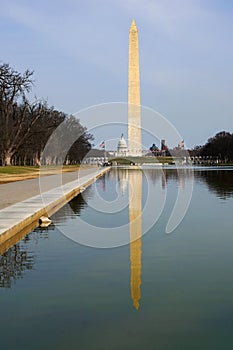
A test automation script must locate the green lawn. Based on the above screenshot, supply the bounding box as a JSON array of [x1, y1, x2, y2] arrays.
[[0, 166, 39, 174], [0, 165, 79, 175], [109, 156, 177, 164]]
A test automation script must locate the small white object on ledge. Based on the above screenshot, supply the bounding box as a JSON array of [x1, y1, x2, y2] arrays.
[[39, 216, 52, 227]]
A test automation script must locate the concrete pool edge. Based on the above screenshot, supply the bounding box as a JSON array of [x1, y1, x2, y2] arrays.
[[0, 167, 111, 253]]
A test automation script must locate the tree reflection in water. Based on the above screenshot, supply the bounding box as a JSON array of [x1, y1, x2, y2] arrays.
[[195, 169, 233, 199], [0, 228, 56, 288], [145, 168, 233, 200], [0, 191, 89, 289], [0, 239, 34, 288]]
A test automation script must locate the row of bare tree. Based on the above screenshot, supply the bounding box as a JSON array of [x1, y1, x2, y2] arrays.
[[0, 63, 93, 166]]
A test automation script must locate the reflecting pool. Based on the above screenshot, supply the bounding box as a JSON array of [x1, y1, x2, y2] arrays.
[[0, 168, 233, 350]]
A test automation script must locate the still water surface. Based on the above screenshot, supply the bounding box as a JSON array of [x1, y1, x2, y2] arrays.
[[0, 168, 233, 350]]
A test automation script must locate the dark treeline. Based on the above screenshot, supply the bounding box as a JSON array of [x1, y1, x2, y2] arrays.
[[0, 63, 93, 166], [197, 131, 233, 162]]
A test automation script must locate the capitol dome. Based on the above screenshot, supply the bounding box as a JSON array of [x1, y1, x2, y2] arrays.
[[117, 134, 128, 156]]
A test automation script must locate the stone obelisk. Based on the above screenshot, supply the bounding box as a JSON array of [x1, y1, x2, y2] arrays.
[[128, 19, 141, 156]]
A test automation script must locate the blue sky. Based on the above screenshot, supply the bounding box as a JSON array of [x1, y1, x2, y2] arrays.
[[0, 0, 232, 148]]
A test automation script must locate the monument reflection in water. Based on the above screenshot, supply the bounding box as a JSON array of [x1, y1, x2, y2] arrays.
[[117, 168, 143, 310], [128, 170, 142, 310]]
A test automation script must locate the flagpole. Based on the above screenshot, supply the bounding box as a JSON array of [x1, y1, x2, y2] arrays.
[[99, 141, 106, 163]]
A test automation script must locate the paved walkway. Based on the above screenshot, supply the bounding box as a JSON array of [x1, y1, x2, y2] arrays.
[[0, 167, 99, 210], [0, 167, 110, 246]]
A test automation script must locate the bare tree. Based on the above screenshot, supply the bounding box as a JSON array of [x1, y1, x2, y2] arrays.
[[0, 63, 34, 165], [0, 63, 93, 166]]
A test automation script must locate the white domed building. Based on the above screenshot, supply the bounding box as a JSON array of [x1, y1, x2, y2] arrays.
[[117, 134, 128, 157]]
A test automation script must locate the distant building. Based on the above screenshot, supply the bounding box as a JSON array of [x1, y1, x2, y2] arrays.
[[161, 139, 166, 151], [117, 134, 128, 157]]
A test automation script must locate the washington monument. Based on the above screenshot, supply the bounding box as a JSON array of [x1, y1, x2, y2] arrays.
[[128, 19, 142, 156]]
